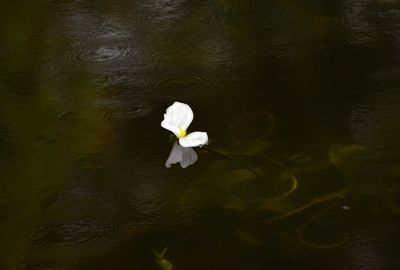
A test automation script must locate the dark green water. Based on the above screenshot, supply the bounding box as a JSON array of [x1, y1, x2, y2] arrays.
[[1, 0, 400, 269]]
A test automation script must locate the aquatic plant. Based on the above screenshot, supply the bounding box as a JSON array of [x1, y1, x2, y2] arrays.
[[152, 248, 175, 270]]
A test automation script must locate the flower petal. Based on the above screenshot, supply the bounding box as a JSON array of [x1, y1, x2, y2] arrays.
[[161, 117, 181, 136], [180, 146, 198, 168], [179, 131, 208, 147], [165, 142, 183, 168], [161, 102, 193, 137], [165, 142, 198, 168]]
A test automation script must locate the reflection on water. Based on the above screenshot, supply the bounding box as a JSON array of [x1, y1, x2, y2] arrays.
[[1, 0, 400, 269], [165, 142, 198, 168]]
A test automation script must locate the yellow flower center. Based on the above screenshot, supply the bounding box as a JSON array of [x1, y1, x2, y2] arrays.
[[178, 129, 186, 138]]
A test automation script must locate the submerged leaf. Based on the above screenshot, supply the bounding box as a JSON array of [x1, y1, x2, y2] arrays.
[[258, 172, 298, 213], [235, 229, 264, 246], [220, 196, 245, 211], [259, 197, 294, 213], [231, 111, 274, 140], [282, 144, 331, 174], [223, 168, 262, 189], [227, 140, 273, 155], [329, 144, 369, 171], [152, 248, 175, 270], [329, 144, 395, 195]]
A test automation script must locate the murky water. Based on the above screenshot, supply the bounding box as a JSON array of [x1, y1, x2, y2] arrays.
[[1, 0, 400, 269]]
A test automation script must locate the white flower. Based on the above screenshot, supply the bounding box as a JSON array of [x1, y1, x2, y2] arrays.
[[161, 102, 208, 147]]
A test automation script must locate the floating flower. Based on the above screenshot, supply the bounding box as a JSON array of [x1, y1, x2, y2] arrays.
[[161, 102, 208, 147]]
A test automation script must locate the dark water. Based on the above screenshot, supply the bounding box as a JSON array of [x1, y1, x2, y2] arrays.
[[1, 0, 400, 269]]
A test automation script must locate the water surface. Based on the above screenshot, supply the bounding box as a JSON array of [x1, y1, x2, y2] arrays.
[[1, 0, 400, 269]]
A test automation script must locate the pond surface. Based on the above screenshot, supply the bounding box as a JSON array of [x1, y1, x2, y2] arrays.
[[1, 0, 400, 269]]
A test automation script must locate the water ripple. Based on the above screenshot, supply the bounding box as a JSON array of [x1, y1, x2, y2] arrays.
[[364, 68, 400, 91], [340, 0, 379, 45], [147, 76, 206, 91], [26, 222, 114, 248], [72, 46, 130, 64], [66, 32, 136, 66], [136, 0, 189, 30], [203, 4, 234, 34], [340, 0, 400, 47], [94, 98, 152, 120], [23, 262, 61, 270]]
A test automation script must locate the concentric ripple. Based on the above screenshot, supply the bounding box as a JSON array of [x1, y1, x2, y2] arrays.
[[68, 33, 135, 65], [95, 98, 152, 120], [150, 76, 206, 91], [73, 46, 130, 64], [27, 222, 113, 248]]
